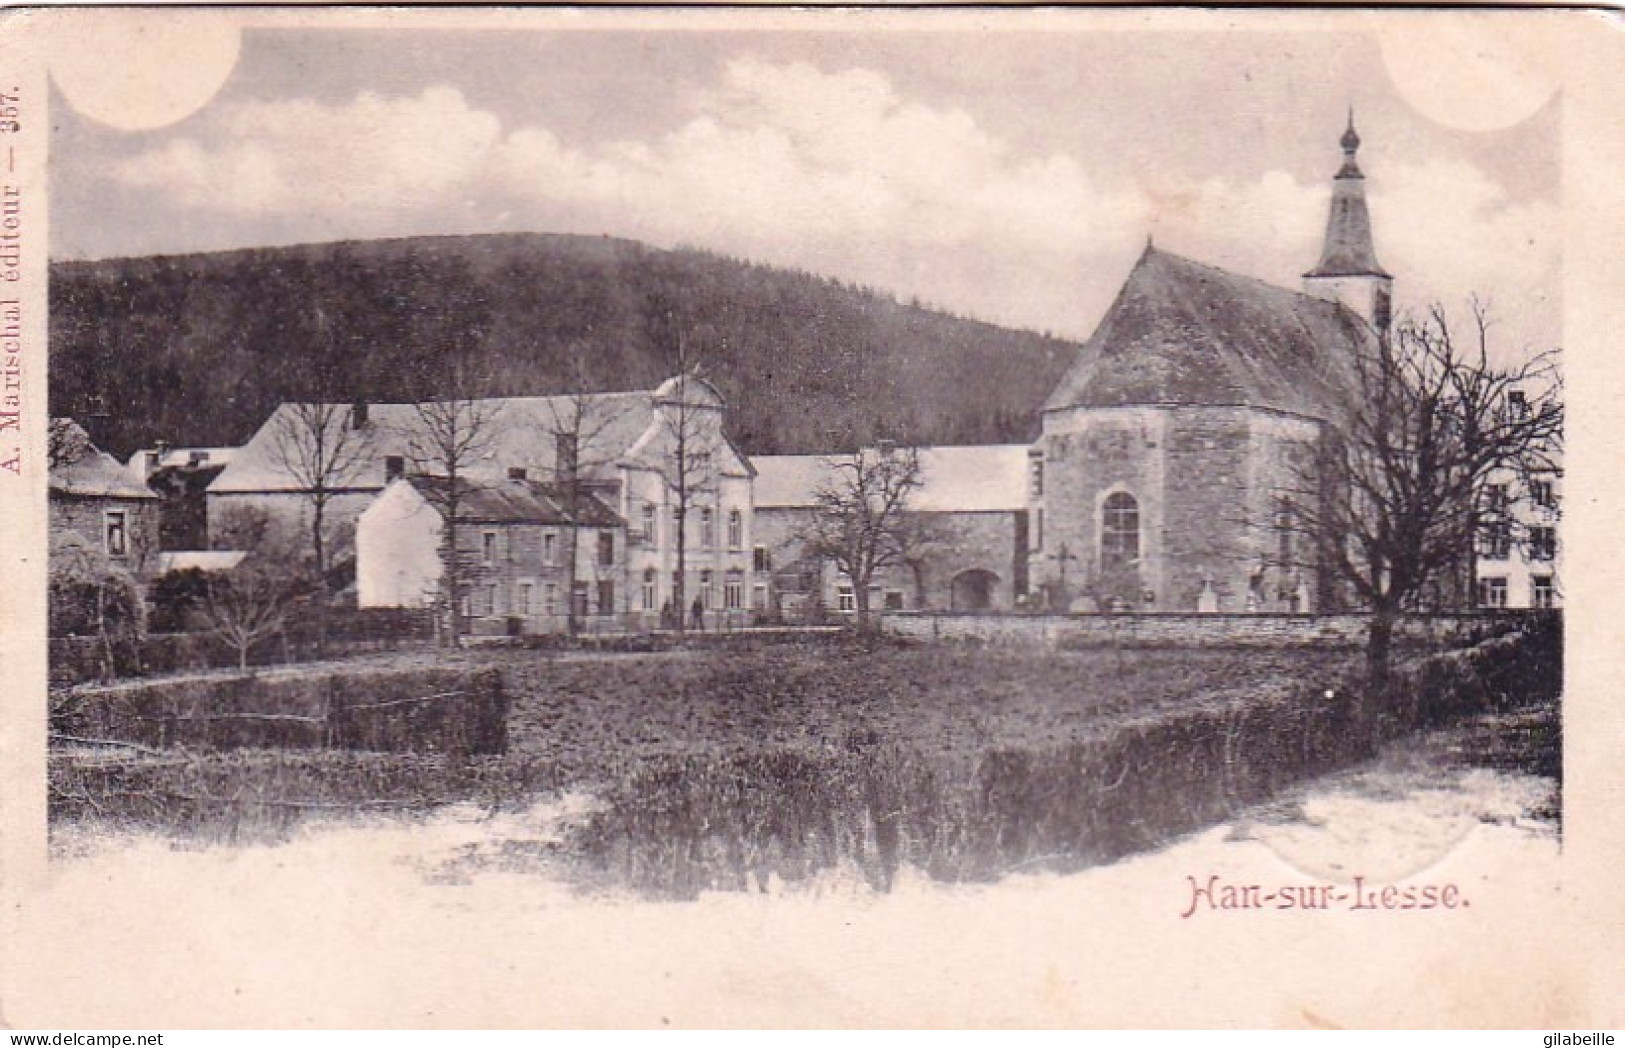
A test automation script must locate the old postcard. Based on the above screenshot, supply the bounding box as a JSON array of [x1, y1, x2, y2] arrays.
[[1, 5, 1622, 1029]]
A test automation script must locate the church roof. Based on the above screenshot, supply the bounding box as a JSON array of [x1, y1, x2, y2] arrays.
[[1043, 246, 1368, 422]]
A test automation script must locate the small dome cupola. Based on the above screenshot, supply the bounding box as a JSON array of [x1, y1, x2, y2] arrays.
[[1337, 109, 1363, 178]]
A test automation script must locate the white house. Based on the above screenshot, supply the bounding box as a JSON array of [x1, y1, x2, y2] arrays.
[[212, 374, 757, 626]]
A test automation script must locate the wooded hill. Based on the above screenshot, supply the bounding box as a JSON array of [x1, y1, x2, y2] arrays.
[[50, 233, 1079, 459]]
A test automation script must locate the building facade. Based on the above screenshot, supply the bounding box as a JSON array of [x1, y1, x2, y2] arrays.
[[223, 374, 756, 626], [753, 445, 1030, 617], [356, 472, 626, 635], [1475, 466, 1562, 610]]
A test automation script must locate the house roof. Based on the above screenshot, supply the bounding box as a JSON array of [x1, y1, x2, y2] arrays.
[[752, 444, 1029, 513], [209, 391, 661, 494], [50, 421, 158, 500], [1043, 246, 1368, 423], [402, 474, 623, 528]]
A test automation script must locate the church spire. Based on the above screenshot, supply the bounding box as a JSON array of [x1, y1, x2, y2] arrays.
[[1303, 111, 1393, 335], [1305, 110, 1388, 280]]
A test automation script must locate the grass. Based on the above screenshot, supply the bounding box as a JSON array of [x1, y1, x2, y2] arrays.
[[49, 630, 1560, 896]]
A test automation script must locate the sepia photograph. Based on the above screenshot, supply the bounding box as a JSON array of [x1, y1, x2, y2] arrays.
[[2, 5, 1620, 1030]]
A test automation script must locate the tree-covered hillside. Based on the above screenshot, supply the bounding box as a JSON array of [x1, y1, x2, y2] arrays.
[[50, 233, 1079, 458]]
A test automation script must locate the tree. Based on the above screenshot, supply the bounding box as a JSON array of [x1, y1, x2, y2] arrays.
[[202, 563, 290, 671], [1286, 300, 1562, 694], [268, 401, 372, 578], [646, 295, 722, 634], [398, 373, 506, 646], [539, 344, 633, 634], [802, 443, 926, 628]]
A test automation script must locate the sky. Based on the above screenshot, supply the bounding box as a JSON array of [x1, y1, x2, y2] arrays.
[[46, 14, 1563, 357]]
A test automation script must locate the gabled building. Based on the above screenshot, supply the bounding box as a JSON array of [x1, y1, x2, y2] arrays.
[[128, 445, 238, 551], [357, 471, 625, 635], [49, 419, 161, 577], [217, 374, 758, 628]]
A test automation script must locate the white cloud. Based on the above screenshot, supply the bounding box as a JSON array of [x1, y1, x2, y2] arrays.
[[112, 87, 503, 218], [100, 63, 1557, 351]]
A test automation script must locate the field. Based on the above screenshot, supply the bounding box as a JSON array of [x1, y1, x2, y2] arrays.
[[497, 641, 1363, 782], [51, 624, 1563, 897], [52, 640, 1374, 887]]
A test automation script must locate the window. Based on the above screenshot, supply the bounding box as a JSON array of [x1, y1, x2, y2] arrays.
[[727, 509, 743, 551], [472, 583, 498, 618], [482, 530, 498, 566], [753, 545, 770, 573], [103, 509, 128, 557], [1274, 500, 1294, 568], [1101, 492, 1140, 568], [1478, 576, 1508, 609], [1032, 507, 1043, 552], [642, 502, 657, 543], [642, 568, 658, 611], [597, 580, 615, 617], [1485, 484, 1509, 512], [1507, 390, 1529, 418], [837, 584, 856, 613], [725, 571, 744, 610], [543, 582, 558, 617], [700, 570, 714, 609], [1029, 454, 1044, 498], [1529, 526, 1557, 562], [1531, 575, 1556, 609], [884, 590, 905, 611], [516, 582, 533, 617], [384, 454, 405, 480], [752, 583, 768, 610], [542, 532, 557, 565], [1530, 479, 1555, 509], [1479, 522, 1511, 560], [572, 582, 589, 621], [701, 507, 715, 548], [598, 530, 615, 567], [692, 451, 712, 477]]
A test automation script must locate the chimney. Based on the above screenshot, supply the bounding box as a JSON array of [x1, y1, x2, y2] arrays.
[[508, 466, 528, 481], [384, 455, 405, 482], [350, 400, 369, 430]]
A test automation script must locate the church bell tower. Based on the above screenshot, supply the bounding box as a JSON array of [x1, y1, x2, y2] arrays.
[[1303, 111, 1393, 337]]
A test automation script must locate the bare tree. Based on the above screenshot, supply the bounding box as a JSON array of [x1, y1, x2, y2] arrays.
[[203, 564, 289, 672], [268, 401, 373, 578], [802, 443, 926, 628], [400, 377, 506, 646], [539, 346, 632, 634], [1286, 299, 1562, 693]]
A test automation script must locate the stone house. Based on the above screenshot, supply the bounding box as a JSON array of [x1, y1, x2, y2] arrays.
[[753, 445, 1030, 617], [356, 471, 625, 635], [49, 419, 161, 578], [218, 374, 756, 626], [127, 445, 237, 552]]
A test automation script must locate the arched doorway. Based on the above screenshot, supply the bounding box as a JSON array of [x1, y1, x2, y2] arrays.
[[950, 569, 1000, 611]]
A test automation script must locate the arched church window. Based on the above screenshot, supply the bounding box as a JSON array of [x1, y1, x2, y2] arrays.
[[1101, 492, 1140, 568]]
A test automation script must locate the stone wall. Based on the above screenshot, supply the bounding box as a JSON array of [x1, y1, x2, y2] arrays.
[[50, 494, 161, 576], [883, 610, 1528, 649], [1032, 404, 1330, 613]]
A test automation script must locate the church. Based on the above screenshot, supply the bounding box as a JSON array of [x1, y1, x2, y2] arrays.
[[1025, 116, 1389, 614]]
